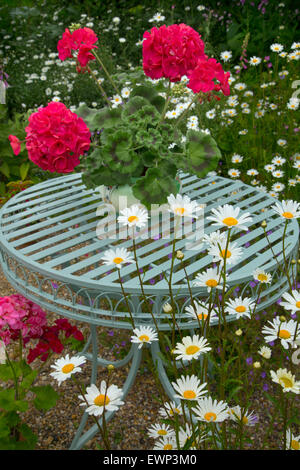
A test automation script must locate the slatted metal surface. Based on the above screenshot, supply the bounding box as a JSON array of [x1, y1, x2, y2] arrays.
[[0, 172, 298, 328]]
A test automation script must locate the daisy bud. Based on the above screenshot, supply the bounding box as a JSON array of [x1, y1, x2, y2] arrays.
[[107, 364, 114, 371], [279, 315, 286, 322], [291, 259, 296, 264], [176, 250, 184, 260], [261, 220, 267, 228], [235, 329, 243, 336], [253, 361, 261, 369], [163, 303, 173, 313]]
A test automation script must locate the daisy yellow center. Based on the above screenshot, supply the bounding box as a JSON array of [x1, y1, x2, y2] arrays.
[[204, 412, 217, 422], [235, 305, 246, 313], [291, 440, 300, 450], [128, 215, 138, 223], [220, 249, 232, 259], [94, 394, 110, 407], [175, 207, 185, 215], [164, 444, 173, 450], [186, 345, 200, 355], [183, 390, 196, 399], [278, 329, 291, 339], [242, 416, 248, 424], [62, 363, 75, 374], [279, 377, 293, 389], [222, 217, 238, 226], [296, 301, 300, 308], [157, 429, 167, 436], [281, 212, 294, 219], [257, 273, 268, 282], [113, 257, 124, 264], [139, 334, 150, 342], [206, 279, 218, 287], [197, 313, 208, 320]]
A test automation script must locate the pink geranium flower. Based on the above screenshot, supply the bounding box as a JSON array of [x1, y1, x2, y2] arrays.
[[8, 135, 21, 155], [57, 27, 98, 70]]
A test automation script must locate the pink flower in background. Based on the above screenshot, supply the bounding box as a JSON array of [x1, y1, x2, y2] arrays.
[[25, 101, 91, 173], [142, 23, 206, 82], [8, 135, 21, 155]]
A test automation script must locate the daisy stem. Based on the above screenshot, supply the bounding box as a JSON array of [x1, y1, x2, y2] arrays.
[[92, 50, 122, 97], [157, 81, 172, 125], [282, 220, 293, 292], [5, 349, 19, 401], [71, 376, 111, 450], [117, 269, 136, 329]]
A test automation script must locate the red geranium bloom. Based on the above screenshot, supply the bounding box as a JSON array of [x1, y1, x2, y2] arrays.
[[8, 135, 21, 155], [142, 23, 206, 82], [187, 57, 231, 96], [25, 102, 91, 173]]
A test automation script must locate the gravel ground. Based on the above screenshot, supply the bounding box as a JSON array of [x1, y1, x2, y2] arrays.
[[0, 266, 298, 451]]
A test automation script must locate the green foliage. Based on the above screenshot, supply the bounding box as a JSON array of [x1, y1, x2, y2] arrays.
[[0, 358, 59, 450]]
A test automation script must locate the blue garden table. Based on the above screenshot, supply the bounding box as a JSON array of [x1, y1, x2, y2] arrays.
[[0, 171, 298, 449]]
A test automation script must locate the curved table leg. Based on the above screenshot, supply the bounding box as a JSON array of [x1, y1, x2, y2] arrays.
[[69, 343, 142, 450]]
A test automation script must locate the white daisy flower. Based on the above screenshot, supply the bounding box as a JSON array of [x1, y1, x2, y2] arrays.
[[253, 268, 272, 284], [166, 109, 180, 119], [202, 229, 227, 247], [270, 368, 300, 394], [280, 290, 300, 314], [272, 200, 300, 220], [264, 164, 275, 172], [117, 205, 149, 228], [258, 345, 272, 359], [79, 381, 124, 416], [270, 43, 284, 53], [232, 154, 244, 163], [234, 83, 247, 91], [193, 267, 226, 292], [159, 401, 183, 418], [50, 354, 86, 385], [208, 240, 243, 266], [220, 50, 232, 62], [272, 182, 285, 192], [178, 423, 207, 449], [147, 423, 176, 440], [111, 94, 122, 107], [207, 204, 252, 231], [206, 109, 216, 119], [272, 169, 284, 178], [167, 194, 202, 219], [277, 139, 287, 146], [247, 169, 259, 176], [272, 156, 286, 166], [287, 98, 299, 110], [225, 296, 255, 319], [149, 12, 166, 23], [173, 335, 211, 361], [286, 429, 300, 450], [101, 247, 135, 269], [172, 374, 208, 401], [262, 317, 299, 349], [153, 436, 177, 450], [228, 168, 240, 178], [194, 396, 229, 423], [130, 326, 158, 349], [228, 405, 258, 426], [249, 56, 261, 66], [121, 87, 132, 99], [184, 301, 218, 324]]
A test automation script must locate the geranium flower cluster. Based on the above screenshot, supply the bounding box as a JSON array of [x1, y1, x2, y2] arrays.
[[57, 27, 98, 72], [0, 294, 84, 363], [142, 23, 230, 96], [0, 294, 47, 345], [25, 101, 91, 173]]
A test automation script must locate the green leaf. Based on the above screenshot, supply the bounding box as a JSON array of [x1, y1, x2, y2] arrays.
[[31, 385, 59, 411], [0, 162, 10, 178], [19, 162, 30, 180], [186, 129, 221, 178], [132, 167, 178, 209], [91, 107, 122, 130], [0, 389, 28, 412]]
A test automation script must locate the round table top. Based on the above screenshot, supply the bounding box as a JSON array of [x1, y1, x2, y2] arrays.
[[0, 172, 298, 328]]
